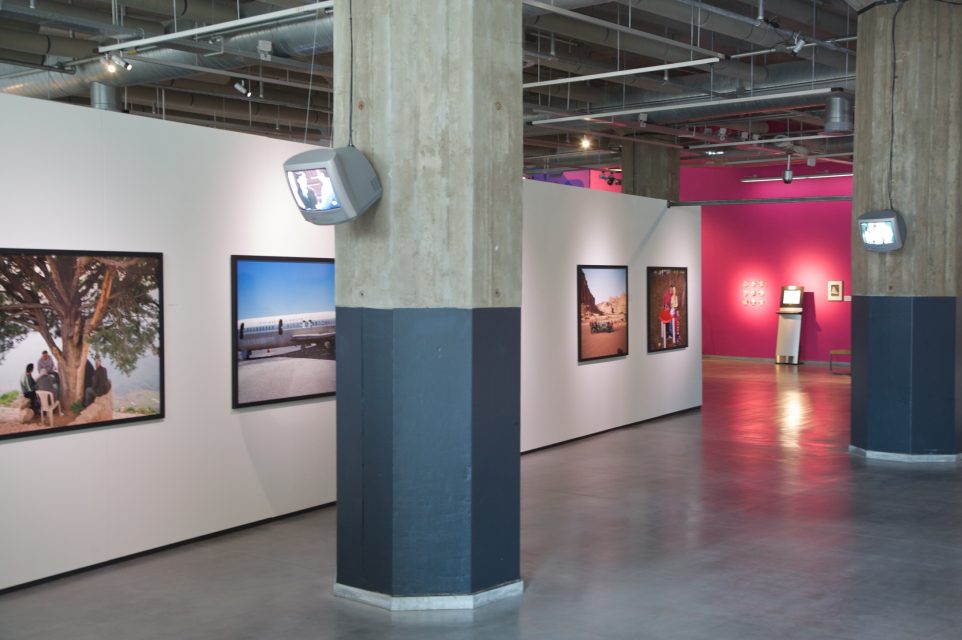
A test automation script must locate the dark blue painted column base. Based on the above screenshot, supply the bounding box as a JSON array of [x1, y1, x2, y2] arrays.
[[336, 306, 521, 597], [851, 295, 961, 455]]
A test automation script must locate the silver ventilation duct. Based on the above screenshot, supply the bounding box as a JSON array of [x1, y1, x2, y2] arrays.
[[822, 89, 853, 136], [0, 15, 334, 99]]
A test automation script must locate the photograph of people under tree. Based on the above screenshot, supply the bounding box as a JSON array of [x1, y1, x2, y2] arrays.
[[0, 249, 164, 441]]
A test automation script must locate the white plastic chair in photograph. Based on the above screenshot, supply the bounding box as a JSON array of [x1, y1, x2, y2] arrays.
[[37, 390, 60, 427]]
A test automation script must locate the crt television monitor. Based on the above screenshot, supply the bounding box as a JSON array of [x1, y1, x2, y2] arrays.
[[283, 146, 382, 225], [780, 286, 803, 307], [858, 210, 905, 252]]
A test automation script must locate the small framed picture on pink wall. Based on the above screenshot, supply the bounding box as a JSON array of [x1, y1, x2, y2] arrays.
[[827, 280, 843, 301]]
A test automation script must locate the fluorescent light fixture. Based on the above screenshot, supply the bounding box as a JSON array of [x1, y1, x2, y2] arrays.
[[523, 58, 720, 89], [741, 172, 852, 183], [531, 88, 834, 127], [522, 0, 722, 59], [705, 150, 725, 156], [691, 132, 851, 150]]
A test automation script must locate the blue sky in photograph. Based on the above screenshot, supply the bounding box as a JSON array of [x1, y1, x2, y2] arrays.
[[236, 259, 335, 319], [583, 267, 626, 301]]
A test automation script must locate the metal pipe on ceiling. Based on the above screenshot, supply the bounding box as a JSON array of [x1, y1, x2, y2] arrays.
[[615, 0, 854, 70], [728, 0, 854, 38], [0, 15, 334, 98], [0, 0, 163, 37], [522, 12, 765, 83], [669, 195, 852, 206], [122, 85, 328, 128], [0, 25, 98, 58]]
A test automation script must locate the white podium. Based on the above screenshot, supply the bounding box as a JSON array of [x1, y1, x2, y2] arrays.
[[775, 285, 804, 364]]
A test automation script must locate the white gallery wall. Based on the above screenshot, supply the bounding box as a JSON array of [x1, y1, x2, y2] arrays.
[[0, 93, 702, 590], [0, 93, 336, 590], [521, 180, 702, 452]]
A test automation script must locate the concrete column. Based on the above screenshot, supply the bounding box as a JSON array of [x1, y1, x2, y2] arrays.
[[850, 0, 962, 458], [620, 141, 679, 200], [332, 0, 523, 608]]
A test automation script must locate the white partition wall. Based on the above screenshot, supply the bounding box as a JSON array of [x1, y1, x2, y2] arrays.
[[0, 94, 702, 590], [521, 180, 702, 451], [0, 94, 337, 590]]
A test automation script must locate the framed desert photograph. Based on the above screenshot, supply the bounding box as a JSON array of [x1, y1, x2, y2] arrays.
[[647, 267, 688, 353], [0, 249, 164, 442], [232, 255, 335, 408], [827, 280, 843, 301], [577, 265, 629, 362]]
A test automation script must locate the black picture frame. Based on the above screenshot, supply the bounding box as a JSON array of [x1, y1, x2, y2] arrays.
[[647, 266, 688, 353], [577, 264, 629, 362], [231, 255, 336, 408], [0, 248, 165, 442]]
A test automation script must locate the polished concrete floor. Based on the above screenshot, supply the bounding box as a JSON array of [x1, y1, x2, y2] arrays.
[[3, 359, 962, 639]]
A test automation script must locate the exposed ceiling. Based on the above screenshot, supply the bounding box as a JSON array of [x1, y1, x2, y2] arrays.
[[0, 0, 858, 175]]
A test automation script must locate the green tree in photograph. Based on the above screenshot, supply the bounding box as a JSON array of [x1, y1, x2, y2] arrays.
[[0, 254, 160, 408]]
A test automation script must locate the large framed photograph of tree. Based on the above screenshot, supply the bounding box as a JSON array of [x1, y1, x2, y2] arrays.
[[232, 256, 335, 408], [647, 266, 688, 353], [0, 249, 164, 441], [578, 265, 629, 362]]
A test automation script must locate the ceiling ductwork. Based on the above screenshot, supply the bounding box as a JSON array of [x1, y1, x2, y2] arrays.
[[0, 15, 334, 99], [822, 89, 853, 136], [616, 0, 855, 70], [0, 0, 857, 170], [523, 12, 765, 83]]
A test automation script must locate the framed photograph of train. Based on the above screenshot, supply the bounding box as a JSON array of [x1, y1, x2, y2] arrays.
[[231, 255, 336, 408], [577, 265, 629, 362], [647, 266, 688, 353], [0, 248, 164, 442]]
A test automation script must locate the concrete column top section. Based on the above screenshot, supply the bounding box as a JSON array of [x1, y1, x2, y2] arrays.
[[333, 0, 522, 310], [852, 0, 962, 297]]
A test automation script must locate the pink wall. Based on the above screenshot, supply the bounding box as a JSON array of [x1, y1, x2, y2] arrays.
[[681, 165, 853, 362], [527, 169, 622, 193]]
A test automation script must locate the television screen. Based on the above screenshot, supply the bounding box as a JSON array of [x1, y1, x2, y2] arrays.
[[287, 168, 341, 212], [860, 220, 896, 246], [857, 210, 905, 252], [781, 289, 802, 306]]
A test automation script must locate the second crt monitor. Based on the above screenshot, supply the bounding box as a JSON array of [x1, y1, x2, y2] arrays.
[[284, 146, 382, 225]]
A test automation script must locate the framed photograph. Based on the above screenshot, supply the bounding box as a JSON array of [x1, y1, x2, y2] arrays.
[[827, 280, 843, 301], [647, 267, 688, 353], [0, 249, 164, 442], [577, 265, 629, 362], [232, 255, 335, 408]]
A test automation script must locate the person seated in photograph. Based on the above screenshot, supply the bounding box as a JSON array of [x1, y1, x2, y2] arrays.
[[36, 350, 57, 376], [20, 363, 39, 413], [317, 173, 339, 210], [83, 357, 112, 408], [294, 172, 318, 209], [36, 369, 58, 399]]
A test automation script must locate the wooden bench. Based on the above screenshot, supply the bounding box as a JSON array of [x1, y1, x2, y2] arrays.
[[829, 349, 852, 375]]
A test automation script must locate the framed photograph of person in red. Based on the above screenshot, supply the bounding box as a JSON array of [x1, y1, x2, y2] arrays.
[[647, 267, 688, 353]]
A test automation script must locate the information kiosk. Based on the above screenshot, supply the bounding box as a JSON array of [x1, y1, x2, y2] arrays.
[[775, 285, 804, 364]]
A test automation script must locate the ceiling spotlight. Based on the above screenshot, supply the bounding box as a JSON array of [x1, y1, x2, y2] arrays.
[[104, 56, 117, 73], [234, 81, 253, 98], [791, 35, 806, 55], [110, 55, 132, 71], [580, 136, 591, 150]]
